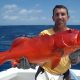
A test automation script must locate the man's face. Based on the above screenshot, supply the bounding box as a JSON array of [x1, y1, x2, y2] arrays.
[[52, 8, 69, 26]]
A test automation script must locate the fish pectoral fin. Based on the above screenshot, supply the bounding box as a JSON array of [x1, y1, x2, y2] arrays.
[[51, 50, 62, 69], [11, 60, 19, 67], [51, 56, 61, 69]]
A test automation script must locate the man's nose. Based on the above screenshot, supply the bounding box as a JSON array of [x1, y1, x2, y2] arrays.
[[58, 14, 62, 19]]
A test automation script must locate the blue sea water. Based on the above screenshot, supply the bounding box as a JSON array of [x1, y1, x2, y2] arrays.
[[0, 25, 80, 71]]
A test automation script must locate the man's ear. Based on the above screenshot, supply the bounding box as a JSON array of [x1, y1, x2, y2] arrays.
[[67, 15, 70, 20], [52, 16, 55, 21]]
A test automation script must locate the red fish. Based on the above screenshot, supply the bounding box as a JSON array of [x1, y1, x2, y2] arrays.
[[0, 29, 80, 68]]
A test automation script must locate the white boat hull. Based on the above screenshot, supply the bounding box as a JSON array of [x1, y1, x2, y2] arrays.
[[0, 67, 80, 80]]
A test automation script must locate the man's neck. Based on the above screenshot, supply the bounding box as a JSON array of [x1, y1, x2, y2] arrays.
[[53, 25, 69, 33]]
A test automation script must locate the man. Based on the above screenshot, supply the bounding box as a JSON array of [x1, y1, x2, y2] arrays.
[[17, 5, 80, 80], [35, 5, 71, 80], [34, 5, 80, 80]]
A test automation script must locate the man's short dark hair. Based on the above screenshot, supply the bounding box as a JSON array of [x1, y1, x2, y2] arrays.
[[53, 5, 69, 16]]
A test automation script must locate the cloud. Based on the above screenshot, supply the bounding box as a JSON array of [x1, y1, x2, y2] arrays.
[[19, 9, 42, 15], [1, 4, 43, 21], [0, 4, 52, 25], [3, 4, 18, 10], [19, 9, 27, 14], [3, 15, 18, 20]]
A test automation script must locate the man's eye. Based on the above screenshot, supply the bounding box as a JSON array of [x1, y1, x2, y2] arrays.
[[61, 13, 65, 16], [55, 13, 65, 16], [56, 13, 59, 16]]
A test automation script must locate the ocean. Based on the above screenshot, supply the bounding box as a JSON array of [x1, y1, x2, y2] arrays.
[[0, 25, 80, 71]]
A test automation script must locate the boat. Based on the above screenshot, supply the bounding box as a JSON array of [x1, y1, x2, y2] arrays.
[[0, 66, 80, 80]]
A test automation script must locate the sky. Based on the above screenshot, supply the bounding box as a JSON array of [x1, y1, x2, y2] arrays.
[[0, 0, 80, 25]]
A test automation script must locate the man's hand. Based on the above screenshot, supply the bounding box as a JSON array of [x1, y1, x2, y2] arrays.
[[69, 49, 80, 65], [16, 57, 37, 69]]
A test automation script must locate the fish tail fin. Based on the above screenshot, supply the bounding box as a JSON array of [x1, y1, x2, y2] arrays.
[[0, 51, 10, 65]]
